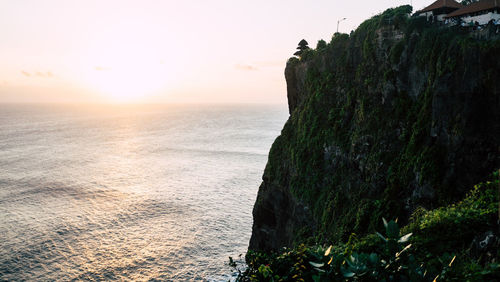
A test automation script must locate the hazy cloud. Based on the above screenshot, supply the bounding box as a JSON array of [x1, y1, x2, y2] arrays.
[[21, 70, 55, 78], [94, 66, 111, 71], [235, 64, 258, 71]]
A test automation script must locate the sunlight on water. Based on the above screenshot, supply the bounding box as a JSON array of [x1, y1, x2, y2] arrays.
[[0, 104, 288, 280]]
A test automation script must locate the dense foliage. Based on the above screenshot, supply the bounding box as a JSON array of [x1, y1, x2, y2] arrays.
[[261, 4, 499, 246], [235, 171, 499, 281], [294, 39, 311, 58], [247, 5, 499, 281]]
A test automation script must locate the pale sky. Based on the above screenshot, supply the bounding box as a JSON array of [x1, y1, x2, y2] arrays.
[[0, 0, 429, 104]]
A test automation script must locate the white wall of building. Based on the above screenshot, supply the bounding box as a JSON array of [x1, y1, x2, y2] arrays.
[[459, 12, 500, 25], [418, 11, 454, 22], [437, 14, 447, 21], [418, 11, 432, 20]]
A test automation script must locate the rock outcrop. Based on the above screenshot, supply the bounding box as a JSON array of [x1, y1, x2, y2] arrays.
[[250, 6, 500, 251]]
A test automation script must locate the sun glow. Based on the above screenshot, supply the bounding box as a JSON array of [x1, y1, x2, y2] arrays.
[[84, 57, 172, 103], [80, 24, 177, 103]]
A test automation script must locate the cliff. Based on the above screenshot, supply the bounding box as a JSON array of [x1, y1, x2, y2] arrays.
[[249, 6, 500, 252]]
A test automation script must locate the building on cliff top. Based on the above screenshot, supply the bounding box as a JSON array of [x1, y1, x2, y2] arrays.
[[415, 0, 463, 22], [445, 0, 500, 25]]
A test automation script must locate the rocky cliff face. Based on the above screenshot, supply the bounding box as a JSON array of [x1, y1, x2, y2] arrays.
[[249, 6, 500, 252]]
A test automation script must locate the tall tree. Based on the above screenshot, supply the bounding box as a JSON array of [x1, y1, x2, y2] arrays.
[[293, 39, 310, 58]]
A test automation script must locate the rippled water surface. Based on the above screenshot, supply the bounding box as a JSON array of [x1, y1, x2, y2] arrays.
[[0, 104, 288, 281]]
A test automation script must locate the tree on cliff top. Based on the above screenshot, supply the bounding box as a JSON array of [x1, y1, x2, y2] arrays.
[[293, 39, 309, 58], [316, 39, 327, 50]]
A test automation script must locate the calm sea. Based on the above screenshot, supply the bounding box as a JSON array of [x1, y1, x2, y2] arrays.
[[0, 104, 288, 281]]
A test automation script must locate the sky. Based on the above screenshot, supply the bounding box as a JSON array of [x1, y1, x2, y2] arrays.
[[0, 0, 430, 104]]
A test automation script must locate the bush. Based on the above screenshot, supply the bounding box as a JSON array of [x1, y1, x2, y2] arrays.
[[235, 171, 500, 281], [316, 40, 327, 50]]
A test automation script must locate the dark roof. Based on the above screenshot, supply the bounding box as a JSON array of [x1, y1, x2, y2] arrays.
[[418, 0, 463, 13], [446, 0, 500, 17]]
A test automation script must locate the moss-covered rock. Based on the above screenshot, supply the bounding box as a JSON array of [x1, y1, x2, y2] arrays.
[[239, 172, 499, 281], [250, 5, 499, 252]]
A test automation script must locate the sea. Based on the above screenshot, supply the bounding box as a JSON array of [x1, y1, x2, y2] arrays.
[[0, 104, 288, 281]]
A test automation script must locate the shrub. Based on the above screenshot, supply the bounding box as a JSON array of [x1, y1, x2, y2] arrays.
[[234, 171, 499, 281]]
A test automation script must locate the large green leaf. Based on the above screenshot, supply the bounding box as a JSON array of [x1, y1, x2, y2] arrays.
[[398, 232, 413, 243], [309, 261, 324, 268], [324, 245, 333, 256], [385, 220, 400, 239]]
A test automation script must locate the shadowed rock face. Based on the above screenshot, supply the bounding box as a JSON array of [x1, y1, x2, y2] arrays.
[[285, 60, 310, 115], [249, 182, 314, 252], [249, 15, 500, 252]]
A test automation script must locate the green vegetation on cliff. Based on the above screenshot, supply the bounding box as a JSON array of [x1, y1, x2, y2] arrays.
[[238, 171, 499, 281], [250, 5, 499, 251], [247, 4, 499, 281]]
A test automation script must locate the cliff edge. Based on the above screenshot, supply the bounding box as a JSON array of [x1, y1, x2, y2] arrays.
[[250, 6, 499, 252]]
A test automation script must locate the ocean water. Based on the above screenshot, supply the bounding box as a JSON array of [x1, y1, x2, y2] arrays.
[[0, 104, 288, 281]]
